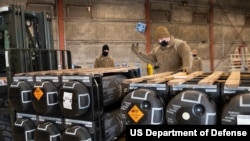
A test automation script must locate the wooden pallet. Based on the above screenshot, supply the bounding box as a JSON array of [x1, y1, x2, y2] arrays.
[[123, 72, 175, 84], [225, 71, 241, 88], [167, 71, 203, 85], [147, 72, 187, 83], [198, 71, 224, 86], [73, 67, 133, 75], [15, 69, 243, 88], [15, 67, 138, 76], [123, 71, 207, 85], [122, 71, 236, 86]]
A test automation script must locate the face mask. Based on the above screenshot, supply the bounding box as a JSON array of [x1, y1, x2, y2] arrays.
[[159, 40, 168, 47], [102, 52, 108, 56], [193, 54, 197, 57]]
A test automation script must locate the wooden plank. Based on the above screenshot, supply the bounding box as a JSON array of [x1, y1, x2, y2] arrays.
[[16, 67, 136, 76], [75, 67, 133, 75], [167, 71, 203, 86], [94, 67, 130, 74], [225, 71, 241, 88], [122, 77, 145, 84], [173, 72, 187, 79], [123, 72, 173, 84], [139, 72, 173, 80], [15, 68, 86, 76], [147, 75, 174, 83], [147, 72, 187, 83], [198, 71, 224, 85], [36, 69, 69, 75]]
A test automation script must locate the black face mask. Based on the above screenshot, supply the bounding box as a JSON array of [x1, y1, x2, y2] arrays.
[[193, 54, 197, 57], [102, 52, 108, 56], [159, 40, 168, 47]]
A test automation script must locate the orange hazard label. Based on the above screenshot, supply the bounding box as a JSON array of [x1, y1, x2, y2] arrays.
[[128, 105, 144, 123], [34, 87, 44, 100]]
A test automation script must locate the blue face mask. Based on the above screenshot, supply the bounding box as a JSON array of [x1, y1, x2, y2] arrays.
[[159, 40, 168, 47]]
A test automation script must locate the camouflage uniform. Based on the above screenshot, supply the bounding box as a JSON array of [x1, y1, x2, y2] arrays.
[[138, 36, 192, 73], [94, 44, 115, 68], [94, 55, 115, 68], [132, 26, 192, 73]]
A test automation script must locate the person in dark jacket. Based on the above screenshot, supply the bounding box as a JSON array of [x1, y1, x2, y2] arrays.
[[191, 49, 202, 72], [131, 25, 193, 73], [94, 44, 115, 68]]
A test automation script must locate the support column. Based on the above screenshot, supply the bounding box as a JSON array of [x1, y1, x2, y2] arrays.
[[57, 0, 65, 50], [145, 0, 151, 53]]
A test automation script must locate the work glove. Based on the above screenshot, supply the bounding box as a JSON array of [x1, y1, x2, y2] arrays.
[[182, 67, 191, 73], [131, 43, 140, 55]]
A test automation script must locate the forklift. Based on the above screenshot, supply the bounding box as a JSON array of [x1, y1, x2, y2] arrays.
[[0, 5, 72, 140]]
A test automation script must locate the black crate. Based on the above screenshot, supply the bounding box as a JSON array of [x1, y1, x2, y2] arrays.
[[167, 73, 221, 125]]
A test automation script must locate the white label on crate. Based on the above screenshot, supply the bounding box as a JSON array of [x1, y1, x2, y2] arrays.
[[63, 92, 73, 109], [172, 87, 183, 91], [16, 113, 36, 119], [237, 115, 250, 125], [205, 89, 217, 92], [14, 76, 33, 82], [157, 87, 166, 91], [36, 76, 59, 81], [223, 90, 236, 94], [62, 76, 90, 83], [65, 119, 93, 127]]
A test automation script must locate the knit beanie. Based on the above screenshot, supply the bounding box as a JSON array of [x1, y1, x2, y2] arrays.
[[155, 26, 170, 39], [102, 44, 109, 51]]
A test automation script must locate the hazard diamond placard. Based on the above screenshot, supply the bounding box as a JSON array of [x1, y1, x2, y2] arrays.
[[128, 105, 144, 123], [34, 87, 44, 100]]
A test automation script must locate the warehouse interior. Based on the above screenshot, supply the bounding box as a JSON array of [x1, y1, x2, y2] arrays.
[[0, 0, 250, 140], [2, 0, 250, 75]]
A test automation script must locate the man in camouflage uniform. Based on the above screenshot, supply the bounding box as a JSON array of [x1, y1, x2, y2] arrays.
[[94, 44, 115, 68], [131, 25, 193, 73]]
